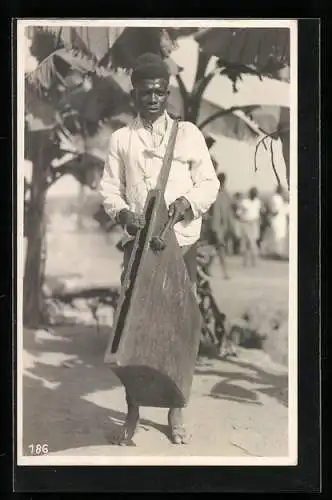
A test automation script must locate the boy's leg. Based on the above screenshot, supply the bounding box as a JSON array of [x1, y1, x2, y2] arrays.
[[110, 240, 141, 445], [167, 243, 197, 444]]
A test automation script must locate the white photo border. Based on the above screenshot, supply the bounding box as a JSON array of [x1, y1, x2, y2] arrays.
[[16, 18, 298, 467]]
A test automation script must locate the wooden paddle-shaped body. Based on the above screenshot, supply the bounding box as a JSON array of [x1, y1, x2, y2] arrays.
[[104, 189, 202, 408]]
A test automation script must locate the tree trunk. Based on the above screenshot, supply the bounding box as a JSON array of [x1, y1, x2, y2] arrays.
[[278, 107, 290, 189], [186, 51, 212, 123], [23, 131, 49, 327], [280, 131, 290, 189], [77, 183, 85, 230]]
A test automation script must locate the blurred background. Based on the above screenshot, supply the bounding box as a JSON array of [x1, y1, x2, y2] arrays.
[[23, 25, 291, 366]]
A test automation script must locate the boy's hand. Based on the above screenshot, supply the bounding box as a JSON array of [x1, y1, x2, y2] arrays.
[[168, 197, 192, 223], [117, 209, 146, 236]]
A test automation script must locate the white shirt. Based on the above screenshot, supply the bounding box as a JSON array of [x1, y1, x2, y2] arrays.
[[269, 193, 287, 240], [270, 193, 285, 216], [99, 112, 219, 247], [239, 197, 262, 222]]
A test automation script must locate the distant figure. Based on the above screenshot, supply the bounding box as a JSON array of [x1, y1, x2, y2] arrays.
[[207, 172, 234, 279], [238, 187, 262, 267], [231, 192, 243, 255], [268, 184, 288, 258], [283, 190, 290, 259], [257, 199, 270, 251]]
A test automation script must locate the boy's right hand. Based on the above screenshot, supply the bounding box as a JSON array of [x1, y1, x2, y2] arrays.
[[117, 209, 146, 236]]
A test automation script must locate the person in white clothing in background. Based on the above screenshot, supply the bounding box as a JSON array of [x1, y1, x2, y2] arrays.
[[237, 187, 262, 267], [268, 184, 288, 258]]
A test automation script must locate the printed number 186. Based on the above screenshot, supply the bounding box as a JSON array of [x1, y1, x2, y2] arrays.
[[28, 443, 49, 455]]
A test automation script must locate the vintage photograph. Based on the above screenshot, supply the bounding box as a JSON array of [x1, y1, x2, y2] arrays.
[[17, 19, 297, 466]]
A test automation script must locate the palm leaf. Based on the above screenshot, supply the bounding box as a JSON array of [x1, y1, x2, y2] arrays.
[[29, 26, 64, 63], [195, 28, 290, 82], [26, 50, 60, 92], [26, 47, 97, 95], [99, 27, 182, 76], [53, 47, 96, 75]]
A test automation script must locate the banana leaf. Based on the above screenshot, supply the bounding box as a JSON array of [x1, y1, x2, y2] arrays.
[[194, 27, 290, 81], [98, 27, 182, 76]]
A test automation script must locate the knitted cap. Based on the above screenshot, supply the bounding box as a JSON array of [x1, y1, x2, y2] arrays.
[[131, 52, 170, 86]]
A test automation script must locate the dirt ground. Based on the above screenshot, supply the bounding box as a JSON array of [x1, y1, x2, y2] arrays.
[[20, 222, 290, 461], [22, 325, 288, 460]]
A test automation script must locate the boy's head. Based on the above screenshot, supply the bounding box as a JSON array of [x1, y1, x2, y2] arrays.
[[131, 53, 170, 122]]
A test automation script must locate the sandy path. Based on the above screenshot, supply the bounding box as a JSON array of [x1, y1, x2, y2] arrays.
[[21, 325, 288, 462]]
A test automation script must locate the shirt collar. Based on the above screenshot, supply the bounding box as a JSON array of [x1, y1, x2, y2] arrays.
[[137, 111, 169, 133]]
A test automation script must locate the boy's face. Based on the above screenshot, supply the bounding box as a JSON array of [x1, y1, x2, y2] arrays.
[[132, 78, 169, 121]]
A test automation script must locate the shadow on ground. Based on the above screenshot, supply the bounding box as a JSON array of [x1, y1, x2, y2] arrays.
[[195, 357, 288, 408], [22, 325, 288, 456], [22, 326, 169, 455]]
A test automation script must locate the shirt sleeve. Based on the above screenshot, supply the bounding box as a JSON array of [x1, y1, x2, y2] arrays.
[[182, 123, 220, 220], [98, 131, 129, 220]]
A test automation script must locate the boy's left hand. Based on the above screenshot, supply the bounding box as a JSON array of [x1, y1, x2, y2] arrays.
[[168, 196, 192, 223]]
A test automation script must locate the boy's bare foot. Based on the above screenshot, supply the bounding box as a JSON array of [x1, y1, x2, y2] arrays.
[[107, 407, 140, 446], [168, 408, 191, 445]]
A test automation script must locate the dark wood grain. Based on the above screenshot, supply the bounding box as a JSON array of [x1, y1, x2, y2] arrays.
[[104, 189, 202, 407]]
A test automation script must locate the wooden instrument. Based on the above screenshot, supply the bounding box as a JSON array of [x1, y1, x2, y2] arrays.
[[104, 121, 202, 408]]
